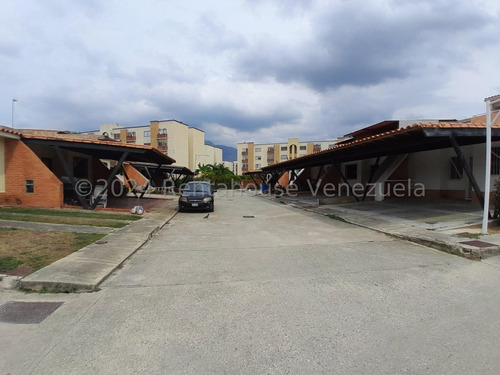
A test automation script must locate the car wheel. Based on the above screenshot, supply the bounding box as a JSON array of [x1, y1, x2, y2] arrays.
[[209, 202, 214, 212], [178, 206, 183, 212]]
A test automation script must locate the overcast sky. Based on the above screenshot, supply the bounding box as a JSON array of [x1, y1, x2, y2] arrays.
[[1, 0, 499, 146]]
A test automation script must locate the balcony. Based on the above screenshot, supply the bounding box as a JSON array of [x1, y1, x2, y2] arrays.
[[126, 132, 136, 143], [157, 132, 168, 139]]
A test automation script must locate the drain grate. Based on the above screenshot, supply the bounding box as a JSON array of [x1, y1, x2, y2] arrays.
[[0, 301, 63, 324], [460, 240, 498, 248], [243, 215, 255, 218]]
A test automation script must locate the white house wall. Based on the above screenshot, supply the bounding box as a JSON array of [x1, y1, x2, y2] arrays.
[[408, 141, 500, 196]]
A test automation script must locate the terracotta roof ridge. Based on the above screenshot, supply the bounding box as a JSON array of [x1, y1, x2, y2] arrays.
[[0, 127, 23, 136], [20, 133, 160, 150]]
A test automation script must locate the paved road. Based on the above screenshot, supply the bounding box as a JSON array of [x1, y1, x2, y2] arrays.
[[1, 193, 500, 374]]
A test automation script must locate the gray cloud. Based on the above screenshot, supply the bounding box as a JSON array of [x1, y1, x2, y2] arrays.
[[1, 0, 499, 148], [148, 93, 302, 132], [236, 0, 494, 91]]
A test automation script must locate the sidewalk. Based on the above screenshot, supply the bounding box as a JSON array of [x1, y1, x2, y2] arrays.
[[17, 200, 178, 292], [269, 195, 500, 260]]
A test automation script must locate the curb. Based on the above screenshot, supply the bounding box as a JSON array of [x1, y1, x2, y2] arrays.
[[18, 207, 178, 293], [277, 199, 500, 261]]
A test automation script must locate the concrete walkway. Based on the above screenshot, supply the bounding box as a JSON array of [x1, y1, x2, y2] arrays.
[[3, 193, 499, 374], [270, 195, 500, 260], [18, 200, 178, 292]]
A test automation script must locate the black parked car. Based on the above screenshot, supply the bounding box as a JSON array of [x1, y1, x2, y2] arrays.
[[178, 181, 215, 212]]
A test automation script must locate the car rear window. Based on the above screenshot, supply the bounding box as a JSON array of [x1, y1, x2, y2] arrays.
[[184, 183, 210, 193]]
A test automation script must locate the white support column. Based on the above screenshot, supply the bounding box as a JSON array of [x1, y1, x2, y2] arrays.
[[482, 95, 500, 234]]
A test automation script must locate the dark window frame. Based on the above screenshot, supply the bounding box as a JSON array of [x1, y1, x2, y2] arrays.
[[25, 179, 34, 193]]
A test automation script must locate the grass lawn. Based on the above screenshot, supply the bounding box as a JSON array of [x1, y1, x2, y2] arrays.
[[0, 207, 142, 228], [0, 228, 105, 276]]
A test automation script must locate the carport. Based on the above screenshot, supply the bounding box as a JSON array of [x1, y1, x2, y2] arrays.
[[261, 122, 500, 215], [129, 162, 194, 195], [22, 134, 175, 209]]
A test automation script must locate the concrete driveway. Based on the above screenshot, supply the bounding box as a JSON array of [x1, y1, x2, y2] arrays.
[[1, 192, 500, 374]]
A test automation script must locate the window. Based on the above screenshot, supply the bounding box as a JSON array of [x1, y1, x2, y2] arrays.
[[144, 131, 151, 137], [144, 142, 151, 146], [255, 164, 261, 169], [345, 164, 357, 180], [255, 148, 261, 152], [281, 146, 287, 151], [158, 139, 168, 148], [242, 148, 248, 152], [126, 131, 136, 143], [300, 145, 307, 151], [281, 155, 288, 160], [113, 133, 120, 140], [255, 156, 261, 161], [492, 147, 500, 175], [25, 179, 34, 193], [450, 157, 463, 180]]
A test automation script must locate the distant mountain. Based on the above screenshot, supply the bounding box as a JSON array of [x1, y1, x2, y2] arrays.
[[206, 140, 237, 162]]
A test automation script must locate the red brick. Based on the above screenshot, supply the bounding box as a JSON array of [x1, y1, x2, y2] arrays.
[[0, 139, 63, 208]]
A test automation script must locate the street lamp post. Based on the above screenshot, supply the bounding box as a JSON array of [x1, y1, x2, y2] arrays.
[[11, 99, 17, 128]]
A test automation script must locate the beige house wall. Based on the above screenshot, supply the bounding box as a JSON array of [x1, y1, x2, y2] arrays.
[[248, 142, 255, 171], [99, 124, 121, 137], [237, 137, 339, 174], [201, 145, 215, 166], [92, 120, 225, 170], [215, 147, 223, 164], [273, 145, 279, 165], [189, 128, 206, 170], [150, 121, 159, 148], [120, 129, 127, 143], [134, 127, 150, 145], [163, 121, 189, 168]]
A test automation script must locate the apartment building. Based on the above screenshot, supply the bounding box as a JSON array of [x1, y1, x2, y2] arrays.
[[237, 138, 338, 173], [86, 120, 223, 171]]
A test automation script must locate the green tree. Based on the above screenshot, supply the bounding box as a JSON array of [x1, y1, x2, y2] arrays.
[[195, 163, 241, 187]]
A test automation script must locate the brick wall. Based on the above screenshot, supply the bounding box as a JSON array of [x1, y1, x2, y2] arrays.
[[0, 139, 63, 208], [122, 163, 149, 189]]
